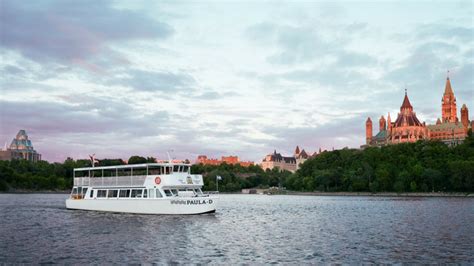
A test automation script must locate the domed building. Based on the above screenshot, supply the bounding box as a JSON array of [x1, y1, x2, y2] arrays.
[[365, 90, 427, 147], [0, 130, 41, 162]]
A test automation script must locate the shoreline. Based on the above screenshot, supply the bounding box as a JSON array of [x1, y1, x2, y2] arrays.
[[1, 191, 472, 197], [283, 191, 473, 197]]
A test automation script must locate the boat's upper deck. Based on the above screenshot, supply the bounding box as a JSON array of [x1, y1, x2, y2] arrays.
[[73, 163, 203, 188], [74, 162, 191, 174]]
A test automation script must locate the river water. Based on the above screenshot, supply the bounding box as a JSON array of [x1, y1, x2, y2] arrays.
[[0, 194, 472, 264]]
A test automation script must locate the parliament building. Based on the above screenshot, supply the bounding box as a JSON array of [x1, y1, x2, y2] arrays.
[[363, 75, 471, 148]]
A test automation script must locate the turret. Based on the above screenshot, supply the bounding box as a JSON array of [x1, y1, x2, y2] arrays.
[[387, 112, 392, 131], [461, 104, 469, 130], [366, 117, 373, 145], [379, 115, 386, 132]]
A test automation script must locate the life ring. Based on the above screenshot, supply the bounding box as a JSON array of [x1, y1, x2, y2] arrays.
[[155, 176, 161, 185]]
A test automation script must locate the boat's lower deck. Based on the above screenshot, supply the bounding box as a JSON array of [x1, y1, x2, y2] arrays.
[[66, 196, 218, 215]]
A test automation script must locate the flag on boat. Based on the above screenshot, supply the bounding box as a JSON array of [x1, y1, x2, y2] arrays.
[[216, 175, 222, 180], [89, 154, 99, 167]]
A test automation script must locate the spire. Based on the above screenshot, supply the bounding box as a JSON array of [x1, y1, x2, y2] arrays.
[[444, 72, 454, 95], [295, 145, 300, 155], [400, 89, 413, 111]]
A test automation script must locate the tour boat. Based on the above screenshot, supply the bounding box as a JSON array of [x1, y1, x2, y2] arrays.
[[65, 162, 217, 214]]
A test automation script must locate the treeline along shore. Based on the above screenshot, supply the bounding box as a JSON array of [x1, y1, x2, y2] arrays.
[[1, 132, 473, 193]]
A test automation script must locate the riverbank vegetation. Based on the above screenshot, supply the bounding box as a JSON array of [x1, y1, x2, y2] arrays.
[[0, 133, 472, 192]]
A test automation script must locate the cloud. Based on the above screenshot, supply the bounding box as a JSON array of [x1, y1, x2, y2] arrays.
[[259, 113, 368, 155], [190, 90, 240, 100], [0, 0, 173, 66], [416, 24, 474, 42], [245, 21, 376, 67], [109, 69, 196, 92], [0, 99, 168, 137]]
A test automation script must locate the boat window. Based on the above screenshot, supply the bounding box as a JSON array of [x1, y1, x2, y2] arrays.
[[119, 189, 130, 198], [164, 189, 172, 197], [143, 189, 147, 198], [82, 188, 88, 196], [173, 165, 179, 173], [183, 166, 189, 173], [108, 190, 118, 198], [90, 189, 94, 198], [156, 189, 163, 198], [148, 189, 154, 198], [131, 189, 143, 198], [72, 187, 77, 195], [165, 167, 171, 175], [148, 166, 162, 175], [97, 190, 107, 198], [171, 189, 178, 196]]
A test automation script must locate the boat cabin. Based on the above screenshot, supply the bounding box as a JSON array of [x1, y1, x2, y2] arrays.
[[70, 163, 206, 200]]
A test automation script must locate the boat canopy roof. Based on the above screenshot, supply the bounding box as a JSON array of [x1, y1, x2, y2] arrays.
[[74, 162, 191, 172]]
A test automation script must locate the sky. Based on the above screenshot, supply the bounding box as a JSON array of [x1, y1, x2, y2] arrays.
[[0, 0, 473, 162]]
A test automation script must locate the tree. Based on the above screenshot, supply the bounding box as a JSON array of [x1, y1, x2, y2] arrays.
[[128, 156, 147, 165]]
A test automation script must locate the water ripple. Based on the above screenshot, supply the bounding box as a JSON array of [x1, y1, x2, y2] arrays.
[[0, 194, 473, 264]]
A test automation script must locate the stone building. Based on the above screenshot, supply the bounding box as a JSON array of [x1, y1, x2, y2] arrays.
[[0, 130, 42, 162], [195, 155, 254, 167], [363, 75, 471, 148], [260, 150, 297, 172], [261, 146, 315, 173]]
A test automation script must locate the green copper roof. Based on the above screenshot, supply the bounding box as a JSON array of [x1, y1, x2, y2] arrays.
[[427, 122, 464, 131]]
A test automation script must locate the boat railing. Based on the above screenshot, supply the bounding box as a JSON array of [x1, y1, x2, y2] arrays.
[[204, 191, 220, 195], [74, 175, 147, 187]]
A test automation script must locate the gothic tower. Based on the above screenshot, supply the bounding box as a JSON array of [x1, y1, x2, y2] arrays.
[[442, 75, 457, 123], [366, 117, 373, 144], [379, 115, 386, 132], [461, 104, 469, 130]]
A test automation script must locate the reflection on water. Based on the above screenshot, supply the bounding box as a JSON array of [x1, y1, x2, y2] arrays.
[[0, 194, 472, 263]]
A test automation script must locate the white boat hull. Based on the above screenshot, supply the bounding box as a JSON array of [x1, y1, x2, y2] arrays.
[[66, 197, 217, 215]]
